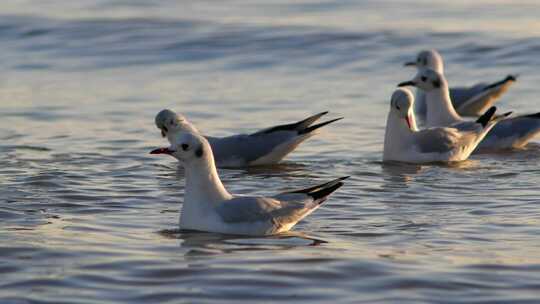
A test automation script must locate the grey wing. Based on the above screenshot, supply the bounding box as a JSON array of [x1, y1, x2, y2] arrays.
[[269, 193, 320, 223], [451, 76, 516, 116], [215, 196, 281, 223], [207, 112, 342, 165], [414, 128, 465, 153], [207, 132, 297, 164], [483, 114, 540, 147], [451, 121, 482, 132], [450, 84, 486, 110], [215, 195, 314, 224]]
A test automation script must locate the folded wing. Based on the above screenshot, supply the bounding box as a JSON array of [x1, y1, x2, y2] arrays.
[[452, 75, 517, 116]]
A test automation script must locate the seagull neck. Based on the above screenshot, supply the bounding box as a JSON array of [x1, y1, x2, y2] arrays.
[[384, 113, 414, 159], [181, 121, 200, 134], [424, 85, 461, 127], [184, 156, 232, 206]]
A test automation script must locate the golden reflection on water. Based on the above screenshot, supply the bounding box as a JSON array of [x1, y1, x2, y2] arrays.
[[380, 159, 480, 186]]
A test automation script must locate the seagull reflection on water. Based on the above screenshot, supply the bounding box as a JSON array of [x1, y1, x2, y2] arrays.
[[159, 229, 327, 256], [380, 159, 480, 188]]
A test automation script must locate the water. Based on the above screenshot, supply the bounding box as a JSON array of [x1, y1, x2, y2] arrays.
[[1, 1, 540, 303]]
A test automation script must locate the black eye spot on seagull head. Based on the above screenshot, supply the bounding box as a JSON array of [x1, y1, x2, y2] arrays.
[[195, 146, 204, 158], [421, 76, 427, 82], [181, 143, 189, 151]]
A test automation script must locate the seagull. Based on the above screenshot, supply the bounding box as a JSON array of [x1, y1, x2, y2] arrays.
[[405, 49, 517, 117], [150, 130, 347, 236], [398, 69, 540, 149], [383, 88, 504, 163], [155, 109, 343, 167]]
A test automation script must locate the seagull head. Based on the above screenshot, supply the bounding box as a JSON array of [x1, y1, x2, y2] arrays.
[[404, 49, 444, 74], [155, 109, 196, 138], [390, 88, 415, 130], [398, 68, 446, 92], [150, 131, 210, 165]]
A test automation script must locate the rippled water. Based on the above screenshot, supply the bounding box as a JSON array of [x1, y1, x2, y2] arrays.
[[2, 1, 540, 303]]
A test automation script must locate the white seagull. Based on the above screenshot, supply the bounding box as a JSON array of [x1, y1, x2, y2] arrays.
[[398, 69, 540, 149], [155, 109, 343, 168], [405, 49, 517, 117], [150, 130, 347, 236], [383, 88, 503, 163]]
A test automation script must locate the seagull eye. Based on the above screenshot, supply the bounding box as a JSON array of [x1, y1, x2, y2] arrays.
[[181, 144, 189, 151], [396, 106, 400, 110], [421, 76, 427, 82]]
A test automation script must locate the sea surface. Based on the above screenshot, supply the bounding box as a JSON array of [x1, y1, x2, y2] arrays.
[[1, 1, 540, 303]]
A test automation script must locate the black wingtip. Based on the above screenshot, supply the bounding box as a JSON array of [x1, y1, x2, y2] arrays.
[[311, 182, 344, 203], [482, 74, 518, 92], [288, 176, 349, 196], [297, 111, 329, 126], [308, 176, 350, 202], [476, 106, 497, 127], [502, 111, 513, 118], [336, 176, 351, 182], [299, 117, 344, 135], [255, 111, 329, 135], [524, 112, 540, 119]]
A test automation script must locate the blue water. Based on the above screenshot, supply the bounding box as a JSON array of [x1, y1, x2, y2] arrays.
[[1, 1, 540, 303]]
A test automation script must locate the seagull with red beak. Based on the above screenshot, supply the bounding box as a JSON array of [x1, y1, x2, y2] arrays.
[[399, 68, 540, 150], [383, 88, 506, 163], [150, 130, 347, 236]]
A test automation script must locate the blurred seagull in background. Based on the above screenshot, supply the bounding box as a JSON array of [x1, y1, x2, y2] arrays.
[[399, 69, 540, 150], [405, 49, 517, 117], [383, 88, 505, 163], [155, 109, 342, 167]]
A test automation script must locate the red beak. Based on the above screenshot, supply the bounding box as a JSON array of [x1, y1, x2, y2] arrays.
[[405, 116, 412, 130], [150, 147, 174, 155]]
